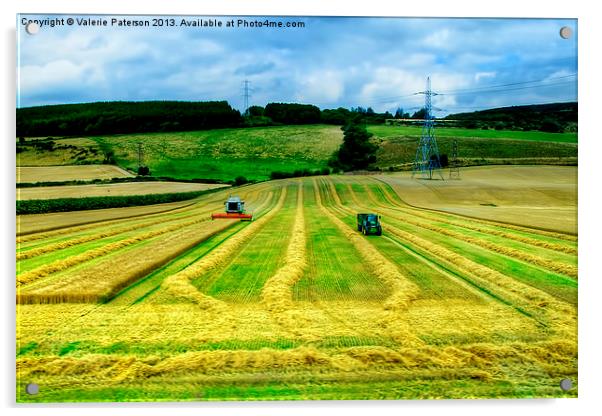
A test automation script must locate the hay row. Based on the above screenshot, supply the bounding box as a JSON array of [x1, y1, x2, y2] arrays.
[[161, 186, 288, 310], [16, 338, 575, 380], [16, 214, 220, 288], [386, 212, 577, 279], [364, 178, 577, 242], [16, 208, 218, 261], [16, 219, 239, 304], [261, 184, 307, 312], [383, 224, 575, 330], [15, 195, 212, 245], [15, 185, 267, 245], [313, 179, 420, 311], [363, 181, 577, 255], [326, 179, 574, 330], [340, 180, 577, 277]]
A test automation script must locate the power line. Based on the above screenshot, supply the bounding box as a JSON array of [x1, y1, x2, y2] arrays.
[[437, 73, 577, 94], [348, 73, 577, 106]]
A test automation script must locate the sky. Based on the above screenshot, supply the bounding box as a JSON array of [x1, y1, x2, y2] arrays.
[[17, 15, 577, 116]]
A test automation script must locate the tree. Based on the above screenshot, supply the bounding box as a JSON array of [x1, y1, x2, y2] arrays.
[[395, 108, 410, 119], [411, 108, 427, 119], [233, 175, 249, 186], [137, 166, 151, 176], [329, 120, 378, 171], [247, 106, 264, 117]]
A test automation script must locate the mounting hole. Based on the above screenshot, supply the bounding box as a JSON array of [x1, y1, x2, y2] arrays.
[[25, 383, 39, 395], [25, 22, 40, 35], [560, 378, 573, 391], [559, 26, 572, 39]]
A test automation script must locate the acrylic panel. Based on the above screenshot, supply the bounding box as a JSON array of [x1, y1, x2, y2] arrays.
[[16, 14, 578, 402]]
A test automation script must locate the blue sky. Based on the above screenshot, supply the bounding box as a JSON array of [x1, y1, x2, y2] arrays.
[[17, 15, 577, 115]]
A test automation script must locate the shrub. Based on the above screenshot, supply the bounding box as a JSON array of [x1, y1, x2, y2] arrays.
[[233, 176, 249, 186]]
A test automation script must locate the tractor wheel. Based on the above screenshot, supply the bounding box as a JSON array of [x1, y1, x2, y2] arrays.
[[362, 227, 367, 236], [376, 230, 382, 236]]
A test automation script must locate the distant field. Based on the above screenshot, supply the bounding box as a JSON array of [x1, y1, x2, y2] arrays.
[[370, 127, 577, 168], [17, 165, 132, 183], [17, 182, 227, 201], [378, 165, 577, 234], [368, 125, 578, 143], [94, 125, 343, 181], [18, 125, 578, 182], [17, 138, 105, 166]]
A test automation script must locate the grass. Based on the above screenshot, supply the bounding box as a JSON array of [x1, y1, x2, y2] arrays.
[[15, 168, 577, 402], [16, 138, 105, 166], [94, 125, 342, 181], [293, 181, 389, 302], [368, 124, 578, 143], [194, 185, 298, 303]]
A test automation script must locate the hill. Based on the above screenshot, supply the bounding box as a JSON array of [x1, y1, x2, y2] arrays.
[[443, 102, 577, 132]]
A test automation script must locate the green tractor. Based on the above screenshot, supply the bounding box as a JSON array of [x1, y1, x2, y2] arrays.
[[357, 213, 382, 236]]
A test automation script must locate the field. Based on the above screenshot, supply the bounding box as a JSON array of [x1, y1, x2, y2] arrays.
[[17, 182, 228, 201], [17, 125, 577, 183], [16, 165, 133, 183], [16, 166, 577, 401], [94, 125, 343, 181], [17, 138, 106, 167], [368, 125, 577, 169], [368, 125, 578, 143]]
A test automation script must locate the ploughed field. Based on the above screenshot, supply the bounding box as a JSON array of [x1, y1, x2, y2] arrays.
[[16, 166, 577, 401]]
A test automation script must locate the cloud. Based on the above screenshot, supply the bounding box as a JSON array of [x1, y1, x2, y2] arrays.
[[475, 72, 496, 82], [17, 15, 578, 114], [294, 70, 344, 104]]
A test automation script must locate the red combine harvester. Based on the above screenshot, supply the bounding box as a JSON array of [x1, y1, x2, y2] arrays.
[[211, 196, 253, 221]]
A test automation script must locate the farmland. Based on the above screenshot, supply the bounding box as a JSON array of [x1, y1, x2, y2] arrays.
[[17, 182, 227, 201], [16, 166, 577, 401], [16, 165, 132, 183], [94, 125, 343, 181], [17, 124, 577, 183]]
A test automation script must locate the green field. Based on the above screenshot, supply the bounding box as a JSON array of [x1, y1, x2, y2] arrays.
[[369, 125, 577, 169], [94, 125, 343, 181], [18, 124, 577, 182], [368, 125, 577, 143]]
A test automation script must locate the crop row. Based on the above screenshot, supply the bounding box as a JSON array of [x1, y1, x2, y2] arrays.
[[336, 179, 576, 277], [313, 178, 420, 311], [261, 183, 307, 312], [365, 179, 577, 254], [17, 218, 241, 304], [161, 186, 289, 310]]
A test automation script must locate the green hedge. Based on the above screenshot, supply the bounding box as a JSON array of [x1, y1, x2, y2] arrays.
[[17, 189, 221, 215]]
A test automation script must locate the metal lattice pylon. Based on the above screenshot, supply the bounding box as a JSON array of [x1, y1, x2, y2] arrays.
[[412, 77, 443, 180]]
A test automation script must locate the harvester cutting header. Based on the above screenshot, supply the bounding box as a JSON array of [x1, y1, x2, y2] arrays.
[[211, 196, 253, 221]]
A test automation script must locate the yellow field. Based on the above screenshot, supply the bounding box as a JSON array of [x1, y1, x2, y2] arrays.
[[16, 166, 577, 402], [17, 165, 133, 183], [378, 166, 577, 234], [17, 181, 228, 201]]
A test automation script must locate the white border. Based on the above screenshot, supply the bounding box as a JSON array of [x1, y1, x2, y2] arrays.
[[3, 1, 601, 415]]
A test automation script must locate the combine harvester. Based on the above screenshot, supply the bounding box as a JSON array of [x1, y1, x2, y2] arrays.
[[211, 196, 253, 221]]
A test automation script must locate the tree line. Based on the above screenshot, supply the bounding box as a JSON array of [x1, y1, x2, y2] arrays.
[[17, 101, 401, 137]]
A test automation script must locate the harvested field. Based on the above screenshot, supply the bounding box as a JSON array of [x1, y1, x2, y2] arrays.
[[377, 166, 577, 234], [16, 166, 577, 402], [17, 165, 133, 183], [17, 181, 228, 201]]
